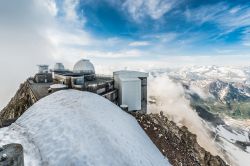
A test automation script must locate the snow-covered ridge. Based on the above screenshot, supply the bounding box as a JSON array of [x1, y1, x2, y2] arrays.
[[0, 90, 170, 166], [150, 65, 250, 84]]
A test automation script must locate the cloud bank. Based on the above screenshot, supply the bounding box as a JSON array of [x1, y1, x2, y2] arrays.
[[0, 0, 57, 109], [147, 75, 221, 156]]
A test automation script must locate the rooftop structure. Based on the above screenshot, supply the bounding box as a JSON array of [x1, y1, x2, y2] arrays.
[[38, 65, 49, 74], [34, 65, 53, 84], [54, 63, 65, 72], [31, 60, 149, 113], [73, 59, 95, 74], [114, 70, 148, 113]]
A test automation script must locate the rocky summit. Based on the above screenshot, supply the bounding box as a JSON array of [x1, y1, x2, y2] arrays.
[[132, 112, 228, 166]]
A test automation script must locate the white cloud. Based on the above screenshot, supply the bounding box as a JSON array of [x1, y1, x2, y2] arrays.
[[41, 0, 58, 16], [185, 3, 250, 32], [46, 28, 93, 47], [242, 28, 250, 47], [55, 48, 143, 62], [89, 49, 143, 58], [184, 3, 250, 48], [0, 0, 90, 109], [63, 0, 80, 22], [123, 0, 178, 21], [148, 76, 221, 156], [215, 49, 234, 54], [243, 42, 250, 46], [129, 41, 150, 47], [154, 33, 177, 42], [229, 6, 241, 14], [0, 0, 58, 109]]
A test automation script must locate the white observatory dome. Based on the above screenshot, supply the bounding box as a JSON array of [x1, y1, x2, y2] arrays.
[[73, 59, 95, 74], [54, 63, 65, 71]]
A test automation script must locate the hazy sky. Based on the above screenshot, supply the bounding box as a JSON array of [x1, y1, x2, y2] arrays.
[[0, 0, 250, 108]]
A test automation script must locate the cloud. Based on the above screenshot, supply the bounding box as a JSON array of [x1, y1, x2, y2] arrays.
[[62, 0, 81, 23], [0, 0, 58, 109], [123, 0, 178, 21], [42, 0, 58, 16], [148, 75, 221, 156], [183, 3, 250, 49], [242, 28, 250, 46], [55, 48, 143, 62], [129, 41, 150, 47], [150, 33, 177, 43], [185, 3, 250, 33], [0, 0, 92, 109]]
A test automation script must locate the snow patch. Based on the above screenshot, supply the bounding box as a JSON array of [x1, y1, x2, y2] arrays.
[[0, 90, 170, 166], [216, 125, 249, 143], [49, 84, 68, 89], [0, 125, 42, 165]]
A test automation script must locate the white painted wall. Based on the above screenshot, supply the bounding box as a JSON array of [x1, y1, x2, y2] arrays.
[[118, 77, 141, 111]]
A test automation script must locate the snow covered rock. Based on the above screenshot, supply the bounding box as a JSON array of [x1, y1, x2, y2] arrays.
[[0, 90, 170, 166]]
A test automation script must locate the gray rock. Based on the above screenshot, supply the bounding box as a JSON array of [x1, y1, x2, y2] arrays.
[[0, 144, 24, 166]]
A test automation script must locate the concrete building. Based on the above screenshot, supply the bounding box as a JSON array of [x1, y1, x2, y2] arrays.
[[31, 59, 149, 113], [54, 63, 65, 72], [73, 59, 95, 74], [113, 70, 148, 113], [34, 65, 53, 83], [52, 59, 117, 103], [38, 65, 49, 73]]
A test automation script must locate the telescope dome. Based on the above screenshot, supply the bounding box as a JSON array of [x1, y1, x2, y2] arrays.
[[54, 63, 65, 71], [73, 59, 95, 74]]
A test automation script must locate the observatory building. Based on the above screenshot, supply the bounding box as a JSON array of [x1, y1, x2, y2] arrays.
[[34, 65, 53, 83], [54, 63, 65, 72], [30, 59, 148, 113]]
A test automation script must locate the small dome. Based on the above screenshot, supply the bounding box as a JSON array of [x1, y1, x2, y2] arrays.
[[73, 59, 95, 74], [54, 63, 65, 71]]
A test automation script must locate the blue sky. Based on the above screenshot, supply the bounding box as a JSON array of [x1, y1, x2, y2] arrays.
[[1, 0, 250, 69], [48, 0, 250, 63]]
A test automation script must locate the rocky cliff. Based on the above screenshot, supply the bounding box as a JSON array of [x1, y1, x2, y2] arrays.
[[0, 81, 34, 127], [132, 112, 228, 166]]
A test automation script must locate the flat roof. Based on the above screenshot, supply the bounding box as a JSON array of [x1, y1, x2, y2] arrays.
[[84, 76, 113, 85], [113, 70, 149, 78], [28, 80, 53, 100], [119, 77, 140, 82], [54, 71, 84, 77]]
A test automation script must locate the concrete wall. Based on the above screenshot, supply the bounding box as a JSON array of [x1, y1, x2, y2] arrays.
[[139, 77, 147, 114], [113, 70, 148, 113], [34, 73, 53, 83], [119, 77, 141, 111]]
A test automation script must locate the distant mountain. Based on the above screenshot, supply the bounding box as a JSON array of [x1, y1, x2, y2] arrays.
[[208, 80, 250, 103], [150, 66, 250, 119], [148, 66, 250, 166]]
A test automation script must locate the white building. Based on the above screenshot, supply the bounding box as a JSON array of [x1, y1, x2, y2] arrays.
[[73, 59, 95, 74], [113, 70, 148, 113], [38, 65, 49, 74], [54, 63, 65, 71], [36, 60, 149, 114]]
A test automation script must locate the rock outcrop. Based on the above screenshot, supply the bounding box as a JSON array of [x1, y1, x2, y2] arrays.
[[0, 81, 34, 127], [0, 144, 24, 166], [132, 112, 228, 166]]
